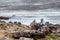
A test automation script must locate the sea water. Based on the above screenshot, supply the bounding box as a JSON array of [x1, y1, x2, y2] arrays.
[[0, 9, 60, 25]]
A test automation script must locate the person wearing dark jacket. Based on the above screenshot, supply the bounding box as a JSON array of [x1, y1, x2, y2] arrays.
[[36, 18, 45, 30]]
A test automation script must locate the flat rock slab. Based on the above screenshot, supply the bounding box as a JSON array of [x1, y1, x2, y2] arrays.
[[19, 37, 33, 40]]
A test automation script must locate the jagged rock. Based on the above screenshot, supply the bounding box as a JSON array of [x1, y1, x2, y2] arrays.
[[12, 29, 50, 39], [0, 21, 60, 40]]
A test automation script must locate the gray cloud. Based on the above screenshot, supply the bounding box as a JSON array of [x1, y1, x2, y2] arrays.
[[0, 0, 60, 11]]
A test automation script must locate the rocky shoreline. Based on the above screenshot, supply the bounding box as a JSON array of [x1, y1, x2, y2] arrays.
[[0, 21, 60, 40]]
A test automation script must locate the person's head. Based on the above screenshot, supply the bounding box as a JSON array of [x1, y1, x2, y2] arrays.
[[33, 19, 36, 22], [40, 18, 44, 22]]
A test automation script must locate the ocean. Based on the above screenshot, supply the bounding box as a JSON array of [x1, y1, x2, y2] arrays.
[[0, 9, 60, 25]]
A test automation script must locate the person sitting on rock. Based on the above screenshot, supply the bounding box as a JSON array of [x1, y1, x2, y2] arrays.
[[37, 18, 45, 30], [30, 19, 37, 30], [30, 19, 37, 26]]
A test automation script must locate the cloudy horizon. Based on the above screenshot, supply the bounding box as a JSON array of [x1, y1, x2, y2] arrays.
[[0, 0, 60, 11]]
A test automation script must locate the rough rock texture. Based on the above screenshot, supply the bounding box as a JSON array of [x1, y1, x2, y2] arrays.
[[0, 21, 60, 40]]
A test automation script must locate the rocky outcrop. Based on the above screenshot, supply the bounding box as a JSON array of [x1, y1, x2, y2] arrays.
[[0, 21, 60, 40], [0, 16, 9, 20], [11, 24, 60, 40]]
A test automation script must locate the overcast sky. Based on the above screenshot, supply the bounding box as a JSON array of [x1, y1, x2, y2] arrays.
[[0, 0, 60, 5], [0, 0, 60, 11], [0, 0, 60, 16]]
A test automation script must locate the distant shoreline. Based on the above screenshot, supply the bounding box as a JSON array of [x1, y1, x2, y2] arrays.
[[0, 16, 10, 20]]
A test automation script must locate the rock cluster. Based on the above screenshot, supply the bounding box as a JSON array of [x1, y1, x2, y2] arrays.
[[0, 21, 60, 40]]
